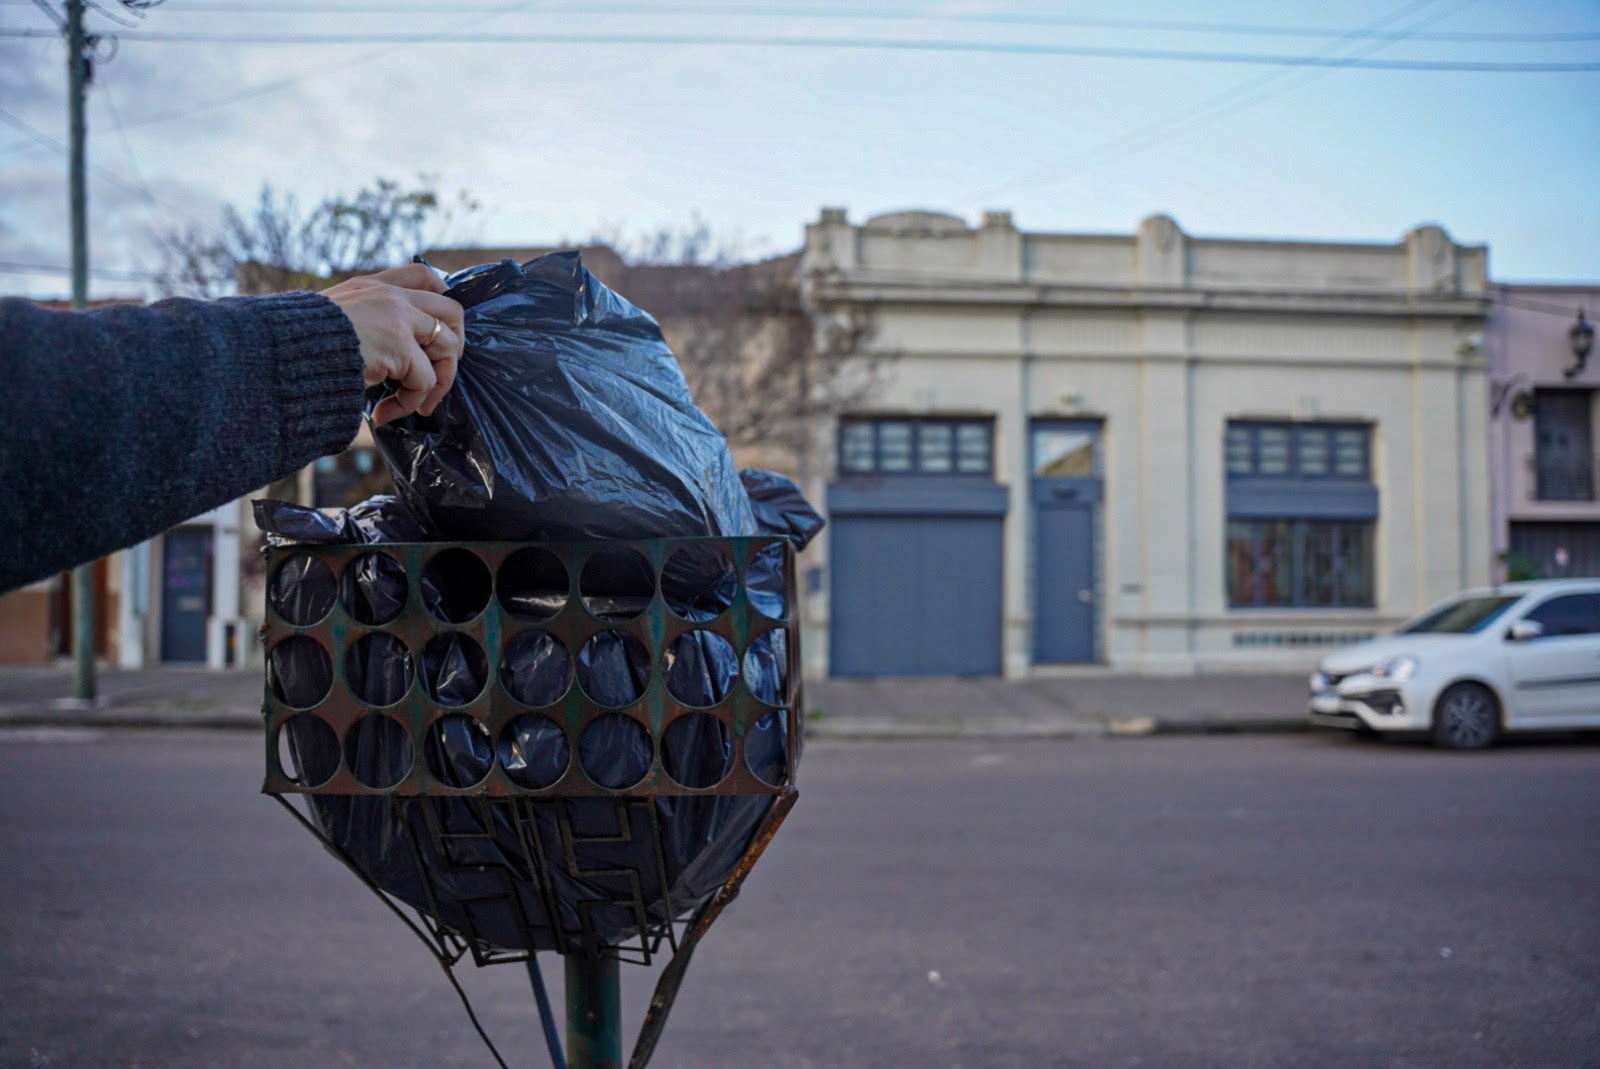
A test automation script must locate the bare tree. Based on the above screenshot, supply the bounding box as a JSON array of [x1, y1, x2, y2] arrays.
[[607, 226, 891, 481], [154, 178, 477, 297]]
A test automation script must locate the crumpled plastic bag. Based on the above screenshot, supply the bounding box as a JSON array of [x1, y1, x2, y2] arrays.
[[370, 252, 756, 544]]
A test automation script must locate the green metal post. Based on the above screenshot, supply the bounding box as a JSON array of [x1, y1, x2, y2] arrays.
[[565, 954, 622, 1069], [66, 0, 96, 702]]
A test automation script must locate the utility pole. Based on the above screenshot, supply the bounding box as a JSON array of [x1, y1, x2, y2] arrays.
[[66, 0, 96, 701]]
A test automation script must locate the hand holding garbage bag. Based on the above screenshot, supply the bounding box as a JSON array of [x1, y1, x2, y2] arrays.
[[323, 264, 465, 424], [0, 265, 463, 593]]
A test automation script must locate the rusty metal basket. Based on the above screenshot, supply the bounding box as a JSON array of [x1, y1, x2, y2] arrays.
[[259, 536, 802, 1069]]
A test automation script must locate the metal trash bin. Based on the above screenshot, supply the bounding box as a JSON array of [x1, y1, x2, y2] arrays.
[[260, 535, 802, 1069]]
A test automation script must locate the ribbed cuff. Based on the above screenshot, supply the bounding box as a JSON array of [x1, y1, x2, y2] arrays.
[[253, 291, 365, 465]]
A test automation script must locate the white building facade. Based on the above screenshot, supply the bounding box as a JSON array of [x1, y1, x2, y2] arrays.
[[801, 209, 1492, 677]]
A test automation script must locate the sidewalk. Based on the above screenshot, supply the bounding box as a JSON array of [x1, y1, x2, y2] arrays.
[[0, 664, 1311, 738], [805, 673, 1309, 739]]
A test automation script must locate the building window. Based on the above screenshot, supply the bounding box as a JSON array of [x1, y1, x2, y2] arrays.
[[838, 417, 993, 476], [1227, 519, 1374, 608], [1226, 422, 1369, 479], [1532, 389, 1594, 502], [1225, 421, 1377, 610], [1032, 423, 1100, 477]]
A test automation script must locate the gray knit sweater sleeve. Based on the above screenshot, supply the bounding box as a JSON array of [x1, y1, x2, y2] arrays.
[[0, 291, 364, 592]]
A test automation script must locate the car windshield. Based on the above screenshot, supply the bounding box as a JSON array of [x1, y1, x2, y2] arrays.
[[1398, 594, 1521, 635]]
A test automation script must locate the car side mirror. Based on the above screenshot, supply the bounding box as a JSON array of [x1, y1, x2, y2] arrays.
[[1507, 619, 1544, 642]]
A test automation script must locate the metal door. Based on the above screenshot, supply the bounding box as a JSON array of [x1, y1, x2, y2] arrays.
[[1032, 421, 1101, 663], [160, 527, 212, 662]]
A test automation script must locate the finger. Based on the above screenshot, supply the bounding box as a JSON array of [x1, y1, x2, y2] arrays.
[[370, 391, 427, 426], [372, 377, 432, 425], [370, 395, 406, 426], [407, 291, 466, 352], [395, 339, 438, 397], [418, 345, 458, 416], [365, 263, 448, 294]]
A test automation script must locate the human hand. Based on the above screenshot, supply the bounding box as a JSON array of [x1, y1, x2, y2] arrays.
[[322, 264, 465, 425]]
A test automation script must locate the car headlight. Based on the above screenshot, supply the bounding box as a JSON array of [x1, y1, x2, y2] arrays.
[[1310, 670, 1329, 690], [1370, 655, 1419, 682]]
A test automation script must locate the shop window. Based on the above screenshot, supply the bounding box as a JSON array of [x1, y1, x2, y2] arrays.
[[837, 417, 993, 477], [1227, 519, 1374, 608]]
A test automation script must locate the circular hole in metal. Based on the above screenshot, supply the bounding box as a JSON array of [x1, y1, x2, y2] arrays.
[[421, 632, 488, 707], [340, 551, 408, 625], [421, 548, 492, 624], [576, 631, 651, 708], [497, 714, 571, 790], [663, 630, 738, 707], [662, 544, 738, 617], [579, 714, 653, 790], [344, 633, 415, 707], [267, 636, 332, 709], [269, 554, 336, 626], [661, 712, 733, 789], [424, 714, 494, 788], [497, 547, 569, 622], [275, 715, 339, 787], [579, 546, 654, 622], [742, 629, 789, 705], [745, 710, 790, 787], [499, 631, 572, 706], [344, 714, 412, 790], [745, 542, 788, 620]]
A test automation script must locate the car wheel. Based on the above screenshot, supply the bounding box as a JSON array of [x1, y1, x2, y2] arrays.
[[1431, 682, 1500, 751]]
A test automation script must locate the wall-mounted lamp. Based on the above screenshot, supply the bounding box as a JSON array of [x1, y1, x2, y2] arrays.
[[1564, 307, 1594, 379]]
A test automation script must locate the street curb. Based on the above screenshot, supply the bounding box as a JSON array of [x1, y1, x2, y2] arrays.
[[0, 712, 260, 731], [802, 715, 1312, 741]]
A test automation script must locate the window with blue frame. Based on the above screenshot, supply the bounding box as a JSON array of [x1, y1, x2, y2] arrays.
[[1225, 421, 1376, 608], [1225, 422, 1370, 479], [838, 417, 994, 477]]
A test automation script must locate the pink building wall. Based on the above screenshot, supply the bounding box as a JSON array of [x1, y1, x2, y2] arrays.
[[1485, 283, 1600, 580]]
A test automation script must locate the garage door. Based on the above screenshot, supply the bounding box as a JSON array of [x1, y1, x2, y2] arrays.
[[827, 481, 1007, 677]]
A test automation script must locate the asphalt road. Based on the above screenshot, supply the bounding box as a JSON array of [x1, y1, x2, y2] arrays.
[[1, 729, 1597, 1069]]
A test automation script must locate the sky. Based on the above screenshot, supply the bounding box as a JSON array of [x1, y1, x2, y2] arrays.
[[2, 0, 1598, 300]]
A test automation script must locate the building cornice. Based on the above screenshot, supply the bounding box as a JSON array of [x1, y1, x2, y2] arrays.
[[809, 274, 1489, 319]]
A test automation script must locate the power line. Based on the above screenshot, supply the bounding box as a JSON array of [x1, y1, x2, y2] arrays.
[[0, 104, 152, 199], [0, 26, 1595, 70], [28, 0, 64, 30], [974, 0, 1476, 200], [98, 68, 160, 207], [0, 258, 157, 281], [4, 0, 1597, 44], [105, 0, 535, 131]]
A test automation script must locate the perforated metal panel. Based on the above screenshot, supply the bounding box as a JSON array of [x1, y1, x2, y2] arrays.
[[261, 537, 801, 798]]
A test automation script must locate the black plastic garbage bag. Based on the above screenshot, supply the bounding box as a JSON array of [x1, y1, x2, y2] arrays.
[[370, 253, 756, 545], [257, 251, 824, 951]]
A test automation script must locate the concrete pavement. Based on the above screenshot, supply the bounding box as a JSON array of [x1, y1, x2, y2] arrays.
[[4, 733, 1597, 1067], [0, 664, 1313, 737]]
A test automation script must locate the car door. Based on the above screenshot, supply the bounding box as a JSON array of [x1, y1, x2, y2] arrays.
[[1504, 591, 1600, 724]]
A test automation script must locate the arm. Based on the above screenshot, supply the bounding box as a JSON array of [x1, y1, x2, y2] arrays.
[[0, 290, 360, 593], [0, 266, 464, 594]]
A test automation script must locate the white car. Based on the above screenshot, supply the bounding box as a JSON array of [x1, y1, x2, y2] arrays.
[[1308, 579, 1600, 749]]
